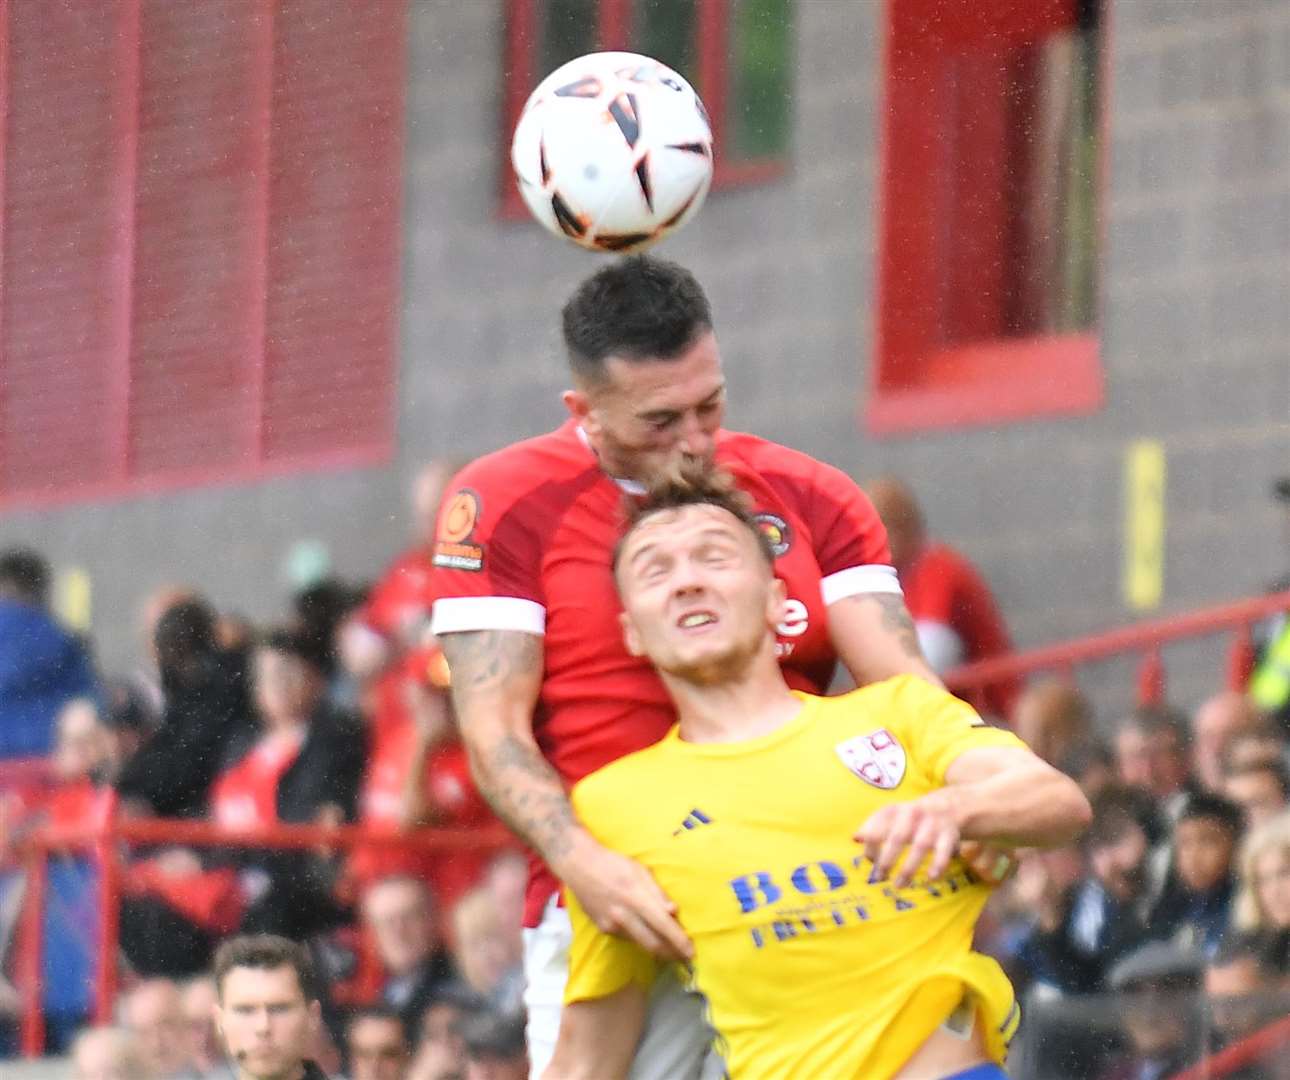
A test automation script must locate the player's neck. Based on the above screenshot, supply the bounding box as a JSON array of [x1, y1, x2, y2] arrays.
[[667, 647, 802, 745]]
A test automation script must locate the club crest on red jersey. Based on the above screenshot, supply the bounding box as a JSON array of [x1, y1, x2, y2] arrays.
[[835, 728, 906, 789], [753, 512, 792, 557], [434, 489, 485, 572]]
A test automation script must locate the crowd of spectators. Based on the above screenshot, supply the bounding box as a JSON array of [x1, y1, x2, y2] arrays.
[[3, 469, 1290, 1078], [0, 464, 526, 1078], [984, 681, 1290, 1079]]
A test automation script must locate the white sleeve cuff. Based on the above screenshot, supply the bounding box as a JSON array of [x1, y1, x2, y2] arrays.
[[820, 564, 903, 606], [430, 596, 546, 636]]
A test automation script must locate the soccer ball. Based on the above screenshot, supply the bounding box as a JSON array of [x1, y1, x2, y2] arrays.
[[510, 51, 714, 253]]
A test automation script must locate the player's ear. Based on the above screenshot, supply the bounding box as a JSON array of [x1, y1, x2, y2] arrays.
[[765, 575, 788, 629], [562, 388, 593, 427], [619, 610, 646, 657]]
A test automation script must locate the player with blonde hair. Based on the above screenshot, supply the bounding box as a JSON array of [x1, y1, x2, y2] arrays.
[[544, 466, 1091, 1080]]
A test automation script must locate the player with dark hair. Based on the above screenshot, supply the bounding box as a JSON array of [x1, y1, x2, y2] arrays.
[[429, 255, 945, 1077], [213, 934, 327, 1080], [543, 466, 1090, 1079]]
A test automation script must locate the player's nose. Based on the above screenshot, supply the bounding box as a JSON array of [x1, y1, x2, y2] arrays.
[[676, 414, 714, 457]]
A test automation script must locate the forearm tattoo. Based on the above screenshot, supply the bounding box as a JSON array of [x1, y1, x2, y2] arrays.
[[441, 631, 577, 860]]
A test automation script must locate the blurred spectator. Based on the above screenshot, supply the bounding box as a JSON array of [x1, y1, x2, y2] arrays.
[[1224, 717, 1288, 774], [212, 629, 365, 940], [867, 477, 1019, 718], [1058, 739, 1117, 800], [1015, 787, 1153, 994], [1114, 704, 1195, 815], [362, 875, 455, 1041], [1204, 932, 1287, 1060], [1224, 757, 1290, 831], [101, 677, 156, 771], [460, 1010, 526, 1080], [482, 852, 527, 937], [179, 975, 225, 1078], [0, 697, 119, 1046], [212, 934, 328, 1080], [1193, 691, 1258, 793], [1099, 942, 1204, 1080], [120, 978, 198, 1079], [407, 985, 479, 1080], [116, 597, 251, 818], [449, 889, 523, 1017], [342, 462, 491, 902], [71, 1025, 150, 1080], [0, 546, 98, 759], [1233, 809, 1290, 941], [345, 1007, 411, 1080], [292, 578, 366, 711], [1150, 793, 1243, 956], [1011, 678, 1093, 767]]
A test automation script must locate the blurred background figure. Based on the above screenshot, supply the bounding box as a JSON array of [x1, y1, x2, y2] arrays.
[[1224, 757, 1290, 831], [1192, 691, 1258, 793], [1232, 809, 1290, 965], [212, 628, 363, 941], [1011, 678, 1093, 767], [1203, 933, 1288, 1064], [1099, 943, 1204, 1080], [1224, 717, 1289, 774], [1014, 787, 1154, 995], [179, 975, 225, 1079], [407, 985, 478, 1080], [460, 1011, 526, 1080], [1149, 793, 1243, 956], [449, 889, 523, 1017], [71, 1026, 150, 1080], [1114, 704, 1196, 815], [115, 596, 251, 819], [345, 1007, 412, 1080], [362, 875, 455, 1042], [119, 978, 199, 1079], [867, 477, 1019, 718], [0, 546, 99, 760]]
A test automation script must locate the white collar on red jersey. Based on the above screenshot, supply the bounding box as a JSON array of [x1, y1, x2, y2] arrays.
[[575, 424, 646, 495]]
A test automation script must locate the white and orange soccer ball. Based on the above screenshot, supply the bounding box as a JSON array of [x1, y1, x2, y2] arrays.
[[510, 51, 714, 254]]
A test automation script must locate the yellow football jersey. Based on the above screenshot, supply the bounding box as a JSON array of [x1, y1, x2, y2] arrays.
[[565, 675, 1026, 1080]]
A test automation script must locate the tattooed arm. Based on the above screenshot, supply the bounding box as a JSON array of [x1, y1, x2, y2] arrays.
[[439, 630, 691, 960], [826, 592, 943, 688]]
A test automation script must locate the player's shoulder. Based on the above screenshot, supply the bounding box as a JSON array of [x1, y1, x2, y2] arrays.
[[453, 421, 591, 494], [828, 675, 964, 722], [717, 429, 865, 503], [716, 429, 830, 478]]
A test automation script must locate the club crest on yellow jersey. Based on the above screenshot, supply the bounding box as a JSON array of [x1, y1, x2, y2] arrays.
[[835, 728, 906, 789]]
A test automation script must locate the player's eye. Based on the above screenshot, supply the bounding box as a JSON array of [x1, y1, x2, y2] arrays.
[[639, 558, 670, 582], [647, 415, 678, 431]]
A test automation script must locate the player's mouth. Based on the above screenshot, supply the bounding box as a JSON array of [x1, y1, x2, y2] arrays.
[[676, 609, 719, 632]]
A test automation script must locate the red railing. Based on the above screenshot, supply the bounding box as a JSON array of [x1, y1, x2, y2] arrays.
[[945, 589, 1290, 711], [11, 800, 511, 1057], [1168, 1013, 1290, 1080]]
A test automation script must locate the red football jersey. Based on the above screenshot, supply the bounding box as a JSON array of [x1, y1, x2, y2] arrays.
[[429, 419, 899, 924]]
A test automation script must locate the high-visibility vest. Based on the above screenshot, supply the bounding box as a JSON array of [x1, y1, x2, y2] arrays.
[[1250, 619, 1290, 711]]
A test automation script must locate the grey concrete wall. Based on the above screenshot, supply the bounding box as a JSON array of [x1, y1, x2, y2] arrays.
[[3, 0, 1288, 721]]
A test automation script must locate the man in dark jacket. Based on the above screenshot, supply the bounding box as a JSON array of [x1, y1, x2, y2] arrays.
[[1017, 786, 1155, 995], [115, 596, 251, 817], [213, 934, 333, 1080], [0, 547, 98, 758]]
